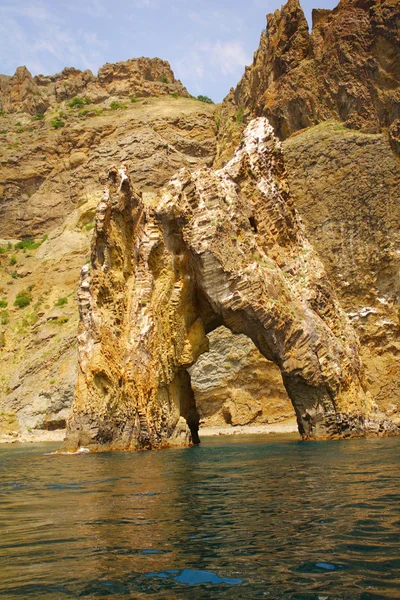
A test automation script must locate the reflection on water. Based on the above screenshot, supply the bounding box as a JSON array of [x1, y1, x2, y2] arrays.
[[0, 434, 399, 599]]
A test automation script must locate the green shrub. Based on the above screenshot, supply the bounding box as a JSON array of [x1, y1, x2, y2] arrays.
[[51, 118, 65, 129], [161, 76, 169, 84], [215, 116, 220, 130], [1, 129, 7, 134], [171, 92, 179, 99], [14, 290, 32, 309], [109, 101, 126, 110], [1, 310, 9, 325], [0, 110, 5, 116], [68, 97, 85, 109], [236, 107, 244, 124], [32, 113, 45, 121], [14, 237, 42, 251], [130, 97, 139, 103], [9, 254, 17, 266], [55, 297, 68, 307], [197, 95, 214, 104], [11, 272, 18, 280], [0, 299, 7, 309], [85, 223, 94, 231]]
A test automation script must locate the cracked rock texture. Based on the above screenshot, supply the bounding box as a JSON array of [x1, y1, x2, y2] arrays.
[[1, 0, 399, 444], [63, 118, 397, 452], [216, 0, 400, 165], [211, 0, 400, 430], [0, 58, 189, 116], [189, 326, 296, 427], [283, 121, 400, 421], [0, 77, 217, 442]]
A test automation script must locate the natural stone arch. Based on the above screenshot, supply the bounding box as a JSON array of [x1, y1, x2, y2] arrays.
[[63, 118, 396, 452]]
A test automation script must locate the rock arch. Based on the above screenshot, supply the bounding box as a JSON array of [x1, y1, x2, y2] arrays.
[[63, 118, 396, 452]]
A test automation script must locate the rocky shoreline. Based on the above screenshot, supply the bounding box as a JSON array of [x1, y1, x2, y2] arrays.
[[199, 422, 299, 437], [0, 422, 299, 445]]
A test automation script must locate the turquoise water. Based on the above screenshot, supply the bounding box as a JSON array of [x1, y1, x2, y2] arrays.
[[0, 434, 399, 599]]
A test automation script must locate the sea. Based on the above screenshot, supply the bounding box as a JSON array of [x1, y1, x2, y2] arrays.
[[0, 434, 399, 599]]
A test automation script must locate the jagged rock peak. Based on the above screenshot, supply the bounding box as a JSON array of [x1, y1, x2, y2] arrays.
[[0, 57, 189, 114], [221, 0, 400, 141], [63, 117, 398, 452]]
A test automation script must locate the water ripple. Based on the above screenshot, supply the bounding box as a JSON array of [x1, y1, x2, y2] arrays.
[[0, 435, 399, 598]]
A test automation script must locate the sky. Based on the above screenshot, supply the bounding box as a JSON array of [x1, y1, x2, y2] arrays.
[[0, 0, 338, 103]]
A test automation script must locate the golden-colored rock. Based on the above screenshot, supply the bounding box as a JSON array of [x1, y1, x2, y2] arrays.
[[0, 58, 189, 115], [0, 95, 217, 443], [189, 326, 295, 427], [64, 117, 398, 452], [217, 0, 400, 157]]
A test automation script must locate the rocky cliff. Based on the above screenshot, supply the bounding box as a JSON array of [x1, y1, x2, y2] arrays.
[[212, 0, 400, 433], [0, 0, 399, 446], [216, 0, 400, 165], [63, 118, 397, 452], [0, 59, 217, 442], [0, 58, 189, 116], [284, 122, 400, 419]]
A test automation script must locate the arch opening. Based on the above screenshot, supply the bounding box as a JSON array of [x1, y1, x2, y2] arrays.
[[187, 325, 296, 437]]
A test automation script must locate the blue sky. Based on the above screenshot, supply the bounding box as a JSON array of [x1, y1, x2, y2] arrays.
[[0, 0, 338, 103]]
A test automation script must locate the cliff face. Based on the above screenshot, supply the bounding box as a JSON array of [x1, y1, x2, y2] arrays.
[[210, 0, 400, 432], [1, 0, 399, 446], [63, 117, 397, 452], [283, 122, 400, 418], [217, 0, 400, 165], [189, 326, 296, 428], [0, 59, 217, 443], [0, 77, 212, 240], [0, 58, 189, 115]]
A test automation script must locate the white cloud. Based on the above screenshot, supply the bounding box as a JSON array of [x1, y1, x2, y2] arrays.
[[203, 40, 251, 75], [134, 0, 155, 7], [0, 0, 108, 76], [175, 39, 250, 87]]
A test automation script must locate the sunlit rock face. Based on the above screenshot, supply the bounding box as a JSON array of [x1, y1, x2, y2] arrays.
[[216, 0, 400, 166], [63, 117, 398, 452], [0, 58, 189, 115], [189, 326, 296, 428], [0, 91, 217, 443]]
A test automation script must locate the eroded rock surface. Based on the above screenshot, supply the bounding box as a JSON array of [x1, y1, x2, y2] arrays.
[[189, 326, 296, 427], [63, 117, 397, 452], [283, 121, 400, 421], [217, 0, 400, 165], [0, 58, 189, 115], [0, 97, 216, 239], [1, 2, 399, 444], [0, 94, 217, 443], [211, 0, 400, 429]]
